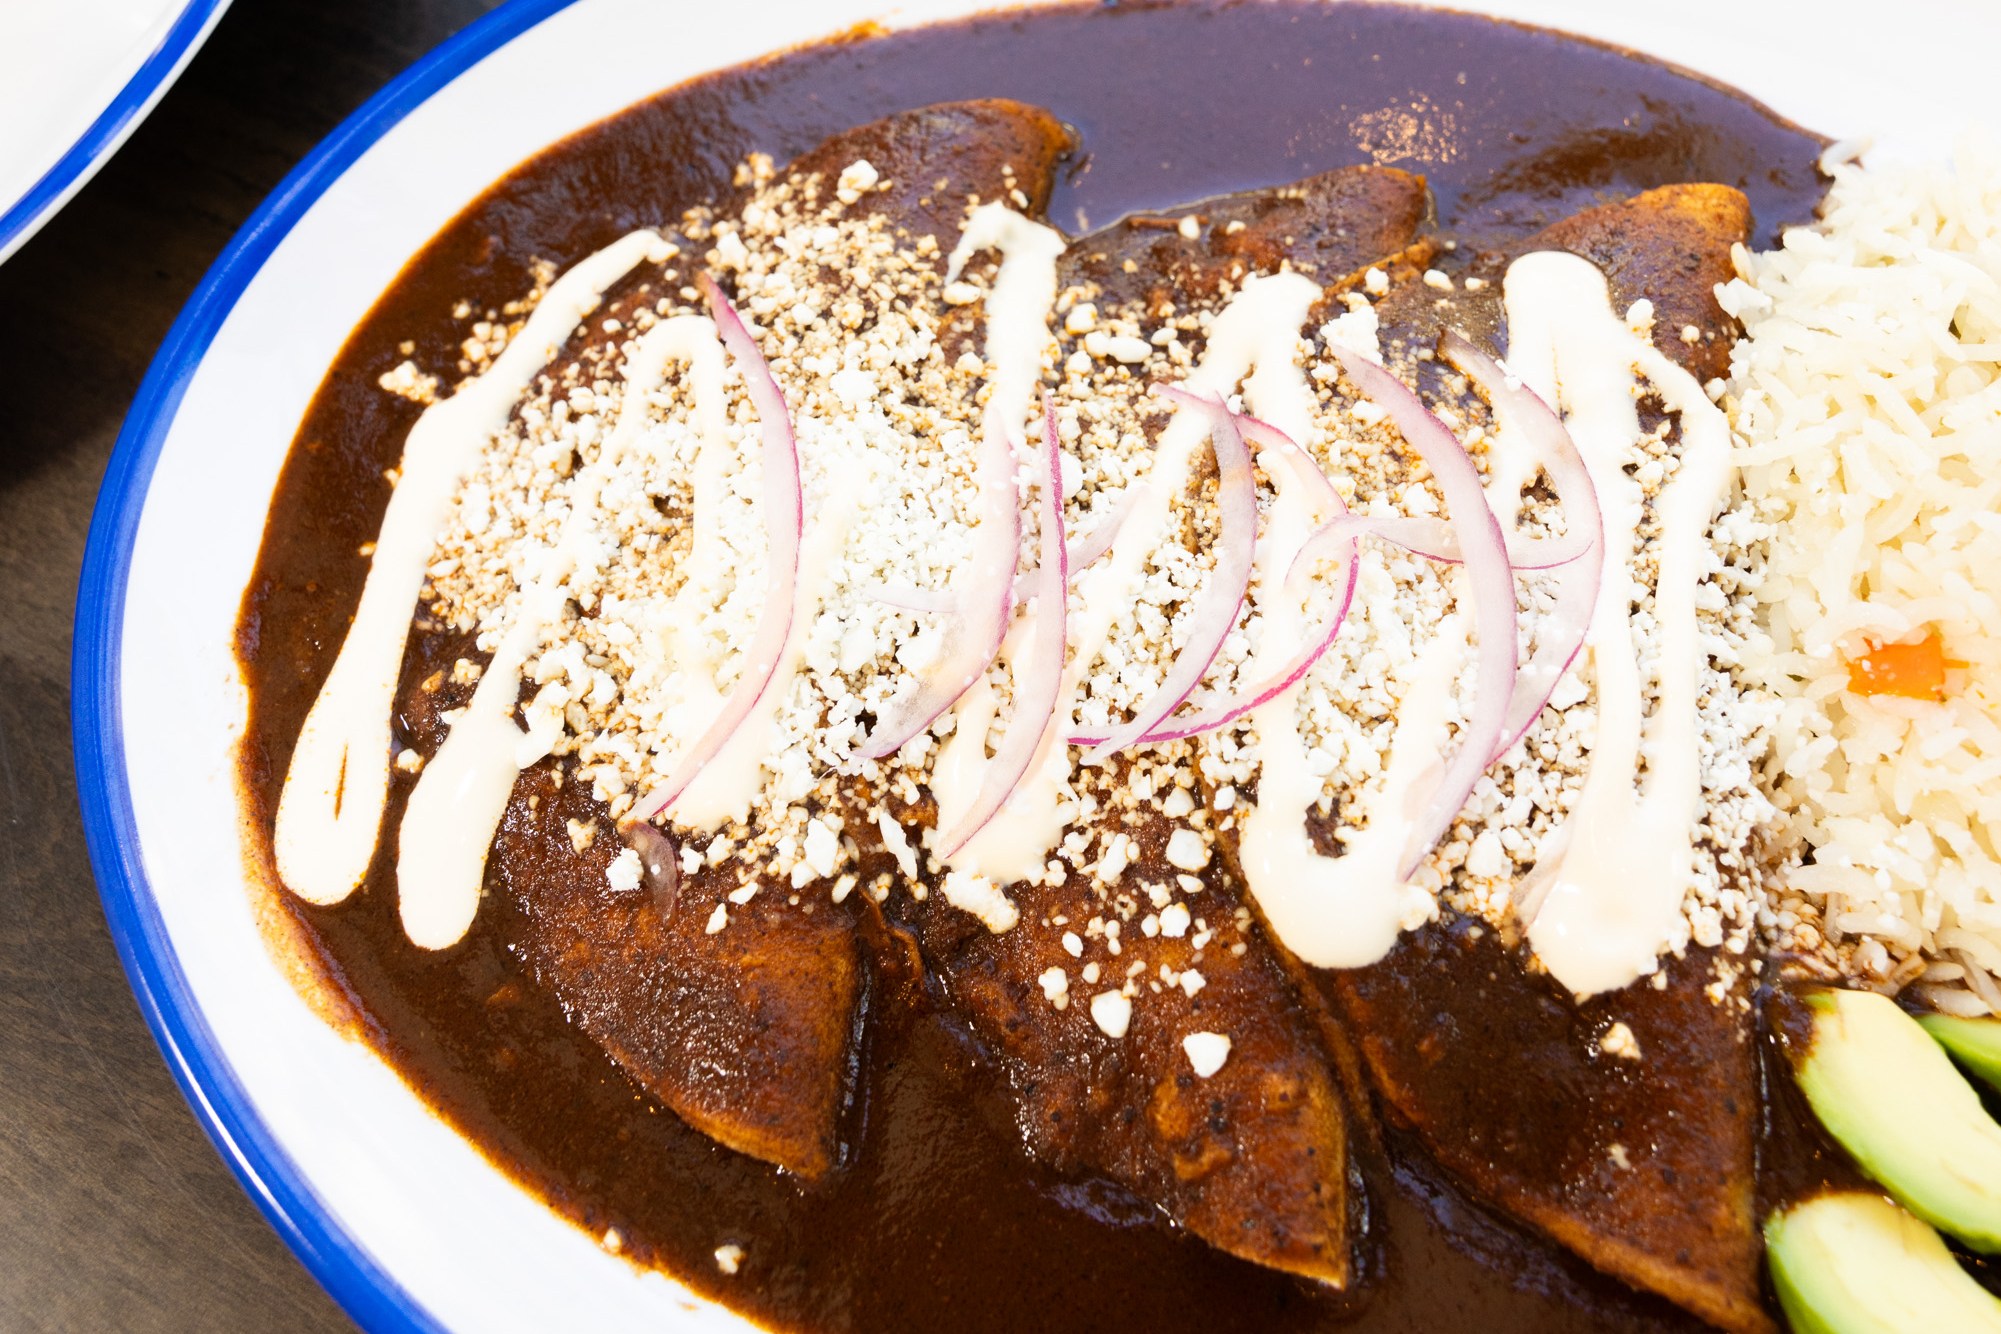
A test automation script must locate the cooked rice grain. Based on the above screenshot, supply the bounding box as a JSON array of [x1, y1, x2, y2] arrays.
[[1723, 139, 2001, 1012]]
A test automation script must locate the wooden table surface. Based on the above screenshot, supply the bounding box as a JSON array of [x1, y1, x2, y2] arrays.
[[0, 4, 507, 1328]]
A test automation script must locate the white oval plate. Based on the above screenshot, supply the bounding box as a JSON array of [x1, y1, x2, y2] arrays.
[[71, 1, 2000, 1329], [0, 0, 233, 264]]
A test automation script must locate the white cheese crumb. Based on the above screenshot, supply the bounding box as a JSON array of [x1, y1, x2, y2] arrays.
[[1176, 214, 1201, 240], [393, 748, 425, 774], [1600, 1021, 1642, 1061], [1181, 1031, 1232, 1078], [1422, 268, 1453, 291], [1038, 966, 1070, 1008], [1364, 266, 1389, 295], [1064, 302, 1098, 335], [1062, 930, 1084, 957], [705, 903, 728, 935], [877, 810, 920, 879], [828, 365, 877, 409], [942, 869, 1019, 934], [1097, 833, 1133, 881], [1164, 828, 1211, 872], [714, 1243, 744, 1275], [1161, 787, 1195, 819], [803, 817, 841, 879], [1464, 827, 1507, 879], [835, 158, 879, 205], [605, 848, 642, 894], [1321, 302, 1382, 362], [1607, 1143, 1632, 1170], [377, 358, 438, 403], [1086, 331, 1153, 364], [1179, 970, 1207, 997], [1089, 990, 1133, 1039], [1158, 902, 1192, 938]]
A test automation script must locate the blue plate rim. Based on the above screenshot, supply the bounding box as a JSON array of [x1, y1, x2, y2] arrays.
[[0, 0, 234, 263], [70, 1, 580, 1329]]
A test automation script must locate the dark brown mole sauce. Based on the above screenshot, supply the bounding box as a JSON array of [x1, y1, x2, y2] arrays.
[[235, 3, 1829, 1330]]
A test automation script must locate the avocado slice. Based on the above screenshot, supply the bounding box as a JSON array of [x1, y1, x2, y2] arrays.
[[1921, 1014, 2001, 1093], [1790, 988, 2001, 1251], [1766, 1192, 2001, 1333]]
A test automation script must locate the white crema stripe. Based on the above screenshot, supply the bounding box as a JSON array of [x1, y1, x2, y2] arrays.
[[395, 312, 719, 950], [1230, 278, 1458, 969], [666, 466, 867, 835], [274, 229, 666, 912], [1066, 272, 1325, 738], [941, 270, 1327, 887], [929, 203, 1067, 884], [1506, 250, 1736, 997]]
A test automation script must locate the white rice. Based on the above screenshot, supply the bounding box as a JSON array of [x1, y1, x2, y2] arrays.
[[1722, 137, 2001, 1014]]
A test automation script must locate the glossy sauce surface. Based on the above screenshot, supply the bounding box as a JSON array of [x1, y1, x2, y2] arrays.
[[235, 3, 1830, 1329]]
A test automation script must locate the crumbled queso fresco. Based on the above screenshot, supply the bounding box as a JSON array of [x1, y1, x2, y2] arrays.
[[407, 152, 1779, 1039]]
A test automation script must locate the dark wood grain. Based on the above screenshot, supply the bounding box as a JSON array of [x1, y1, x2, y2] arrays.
[[0, 3, 502, 1329]]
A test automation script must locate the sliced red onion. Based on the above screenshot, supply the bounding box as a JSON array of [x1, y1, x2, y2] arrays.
[[937, 396, 1070, 857], [1065, 509, 1378, 748], [1066, 393, 1352, 749], [622, 819, 682, 911], [1200, 389, 1576, 573], [865, 584, 956, 614], [1079, 390, 1258, 763], [1064, 390, 1558, 753], [626, 276, 803, 824], [858, 410, 1020, 760], [1440, 330, 1603, 761], [1062, 491, 1137, 575], [1164, 387, 1573, 580], [1156, 388, 1341, 510], [1325, 345, 1517, 880], [1371, 517, 1580, 571], [867, 493, 1129, 624], [1223, 407, 1344, 513]]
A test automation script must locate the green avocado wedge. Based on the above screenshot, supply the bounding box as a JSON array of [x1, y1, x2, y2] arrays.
[[1920, 1014, 2001, 1093], [1790, 988, 2001, 1251], [1766, 1193, 2001, 1334]]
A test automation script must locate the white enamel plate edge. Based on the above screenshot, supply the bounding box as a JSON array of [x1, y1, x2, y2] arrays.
[[73, 0, 1999, 1329]]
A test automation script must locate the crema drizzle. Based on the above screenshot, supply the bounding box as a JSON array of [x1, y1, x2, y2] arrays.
[[665, 469, 865, 834], [1232, 253, 1734, 984], [929, 204, 1067, 884], [1230, 297, 1461, 969], [286, 219, 1736, 984], [940, 270, 1334, 889], [395, 306, 869, 948], [274, 229, 665, 913], [1504, 250, 1736, 997], [396, 314, 723, 948]]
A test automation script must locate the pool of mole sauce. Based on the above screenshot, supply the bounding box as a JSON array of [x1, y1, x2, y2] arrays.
[[233, 3, 1830, 1329]]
